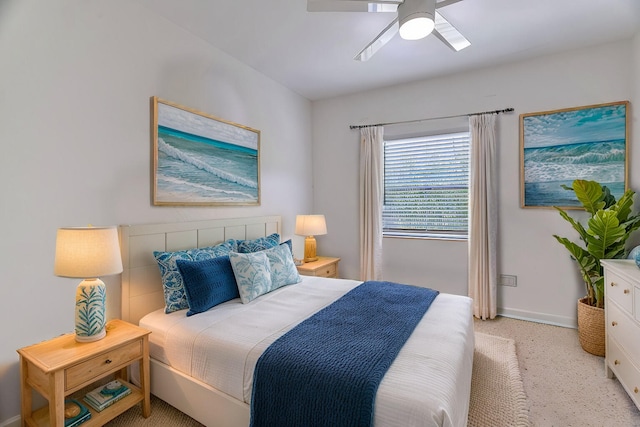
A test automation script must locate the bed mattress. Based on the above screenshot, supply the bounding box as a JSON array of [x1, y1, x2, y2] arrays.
[[140, 276, 474, 427]]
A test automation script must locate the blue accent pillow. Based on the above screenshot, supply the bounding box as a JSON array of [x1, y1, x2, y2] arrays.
[[176, 256, 239, 316], [282, 239, 293, 255], [229, 251, 272, 304], [264, 243, 301, 290], [237, 233, 280, 253], [153, 239, 237, 313]]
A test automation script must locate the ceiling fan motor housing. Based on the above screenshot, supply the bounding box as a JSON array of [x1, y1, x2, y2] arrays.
[[398, 0, 437, 40]]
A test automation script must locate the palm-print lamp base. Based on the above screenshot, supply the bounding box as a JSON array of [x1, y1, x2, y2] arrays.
[[75, 278, 107, 342]]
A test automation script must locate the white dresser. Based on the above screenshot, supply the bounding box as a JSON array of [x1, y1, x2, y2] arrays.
[[602, 259, 640, 409]]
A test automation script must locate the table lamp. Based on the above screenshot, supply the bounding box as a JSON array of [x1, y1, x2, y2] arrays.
[[54, 226, 123, 342], [295, 215, 327, 263]]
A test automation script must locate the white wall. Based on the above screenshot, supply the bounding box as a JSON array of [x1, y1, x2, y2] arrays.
[[0, 1, 313, 423], [312, 40, 639, 327]]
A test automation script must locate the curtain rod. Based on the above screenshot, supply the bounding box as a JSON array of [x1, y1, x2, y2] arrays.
[[349, 107, 514, 130]]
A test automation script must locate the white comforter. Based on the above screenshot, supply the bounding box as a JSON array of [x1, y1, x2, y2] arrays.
[[140, 276, 474, 427]]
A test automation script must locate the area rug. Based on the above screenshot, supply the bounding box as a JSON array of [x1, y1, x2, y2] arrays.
[[469, 332, 530, 427], [107, 332, 530, 426]]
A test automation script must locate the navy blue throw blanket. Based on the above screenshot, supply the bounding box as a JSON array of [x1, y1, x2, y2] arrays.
[[250, 280, 439, 427]]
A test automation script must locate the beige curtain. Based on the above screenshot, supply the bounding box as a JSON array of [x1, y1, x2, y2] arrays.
[[468, 113, 497, 320], [359, 126, 384, 281]]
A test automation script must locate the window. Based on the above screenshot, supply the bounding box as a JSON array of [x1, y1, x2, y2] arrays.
[[383, 131, 470, 239]]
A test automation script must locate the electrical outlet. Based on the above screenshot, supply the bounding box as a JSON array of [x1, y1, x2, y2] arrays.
[[499, 274, 517, 287]]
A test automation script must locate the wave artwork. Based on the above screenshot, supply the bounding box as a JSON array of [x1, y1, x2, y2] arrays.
[[152, 98, 260, 205], [521, 102, 628, 208]]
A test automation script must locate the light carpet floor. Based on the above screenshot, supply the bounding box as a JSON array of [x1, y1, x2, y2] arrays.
[[474, 316, 640, 427], [106, 330, 527, 426]]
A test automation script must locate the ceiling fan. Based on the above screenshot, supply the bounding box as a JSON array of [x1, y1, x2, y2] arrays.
[[307, 0, 470, 61]]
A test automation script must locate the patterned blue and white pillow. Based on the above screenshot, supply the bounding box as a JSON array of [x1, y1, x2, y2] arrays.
[[236, 233, 280, 253], [264, 243, 301, 290], [229, 251, 272, 304], [153, 239, 237, 313]]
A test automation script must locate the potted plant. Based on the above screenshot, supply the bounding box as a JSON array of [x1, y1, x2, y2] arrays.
[[553, 179, 640, 356]]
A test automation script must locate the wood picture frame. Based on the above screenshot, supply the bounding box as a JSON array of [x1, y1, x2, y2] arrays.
[[151, 97, 260, 206], [520, 101, 629, 209]]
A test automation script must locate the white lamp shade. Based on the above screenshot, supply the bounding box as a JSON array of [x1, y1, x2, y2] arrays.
[[295, 215, 327, 236], [54, 226, 123, 278]]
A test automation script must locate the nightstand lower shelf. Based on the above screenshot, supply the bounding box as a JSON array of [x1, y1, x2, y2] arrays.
[[29, 379, 143, 427]]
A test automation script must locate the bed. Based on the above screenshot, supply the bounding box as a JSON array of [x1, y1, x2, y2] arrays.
[[119, 216, 474, 427]]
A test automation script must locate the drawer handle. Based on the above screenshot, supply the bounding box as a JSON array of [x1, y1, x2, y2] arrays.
[[615, 360, 621, 365], [624, 289, 630, 294], [105, 359, 112, 364], [635, 387, 639, 394], [612, 321, 618, 326], [611, 282, 617, 287]]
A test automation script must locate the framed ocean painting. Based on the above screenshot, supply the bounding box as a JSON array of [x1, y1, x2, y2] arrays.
[[520, 101, 629, 209], [152, 97, 260, 206]]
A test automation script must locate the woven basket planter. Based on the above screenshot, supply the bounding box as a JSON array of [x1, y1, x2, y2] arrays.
[[577, 297, 605, 356]]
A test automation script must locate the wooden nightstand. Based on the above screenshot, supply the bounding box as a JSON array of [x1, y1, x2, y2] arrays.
[[296, 256, 340, 278], [17, 319, 151, 427]]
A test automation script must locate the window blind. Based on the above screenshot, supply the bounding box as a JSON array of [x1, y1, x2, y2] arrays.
[[383, 131, 470, 238]]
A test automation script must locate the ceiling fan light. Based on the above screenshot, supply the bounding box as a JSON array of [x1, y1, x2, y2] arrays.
[[397, 0, 436, 40], [399, 15, 435, 40]]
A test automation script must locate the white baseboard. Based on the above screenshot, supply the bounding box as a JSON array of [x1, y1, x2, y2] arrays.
[[0, 415, 20, 427], [498, 307, 578, 329]]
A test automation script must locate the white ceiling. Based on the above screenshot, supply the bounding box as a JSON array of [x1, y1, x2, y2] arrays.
[[136, 0, 640, 101]]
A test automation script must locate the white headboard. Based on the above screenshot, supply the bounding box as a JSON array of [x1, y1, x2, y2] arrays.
[[119, 215, 281, 324]]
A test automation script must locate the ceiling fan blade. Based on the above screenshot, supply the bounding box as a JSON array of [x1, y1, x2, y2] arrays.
[[354, 17, 399, 61], [307, 0, 400, 13], [433, 11, 470, 51], [435, 0, 464, 8]]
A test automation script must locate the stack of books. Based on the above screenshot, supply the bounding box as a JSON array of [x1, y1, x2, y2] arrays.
[[83, 380, 131, 412], [64, 399, 90, 427]]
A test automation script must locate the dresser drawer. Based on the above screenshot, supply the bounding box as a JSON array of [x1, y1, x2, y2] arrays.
[[607, 337, 640, 407], [606, 271, 634, 314], [607, 300, 640, 359], [65, 339, 142, 391]]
